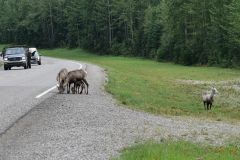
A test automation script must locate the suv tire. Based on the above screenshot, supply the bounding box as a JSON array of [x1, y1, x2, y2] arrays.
[[38, 60, 41, 65]]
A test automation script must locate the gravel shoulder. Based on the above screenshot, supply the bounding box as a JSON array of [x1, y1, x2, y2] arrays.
[[0, 62, 240, 160]]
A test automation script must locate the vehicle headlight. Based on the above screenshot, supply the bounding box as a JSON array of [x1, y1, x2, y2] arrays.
[[22, 57, 26, 60], [4, 57, 8, 61]]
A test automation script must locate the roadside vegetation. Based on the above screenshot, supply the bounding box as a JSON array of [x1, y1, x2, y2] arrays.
[[0, 44, 5, 50], [42, 48, 240, 121], [113, 141, 240, 160], [0, 44, 6, 66]]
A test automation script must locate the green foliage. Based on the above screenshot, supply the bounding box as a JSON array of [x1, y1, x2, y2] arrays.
[[42, 48, 240, 121], [159, 0, 240, 67], [113, 141, 240, 160], [1, 0, 240, 67], [0, 44, 6, 51]]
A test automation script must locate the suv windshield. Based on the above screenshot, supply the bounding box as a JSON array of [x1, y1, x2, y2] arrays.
[[6, 48, 25, 55]]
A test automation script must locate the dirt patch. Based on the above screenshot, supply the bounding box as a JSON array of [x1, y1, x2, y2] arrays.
[[176, 79, 240, 92], [176, 79, 213, 85]]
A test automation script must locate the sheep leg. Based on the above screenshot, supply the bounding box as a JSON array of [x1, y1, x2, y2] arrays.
[[73, 83, 77, 94], [80, 82, 85, 94], [78, 85, 81, 94], [74, 83, 76, 94], [67, 83, 70, 94], [82, 78, 89, 95], [80, 86, 83, 94], [79, 82, 83, 94], [82, 83, 86, 94], [67, 84, 68, 93], [210, 103, 212, 110], [203, 102, 206, 110]]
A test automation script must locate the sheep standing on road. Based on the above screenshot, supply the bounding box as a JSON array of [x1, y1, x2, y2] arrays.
[[70, 80, 86, 94], [75, 80, 86, 94], [202, 87, 218, 110], [56, 68, 68, 93], [64, 69, 89, 94]]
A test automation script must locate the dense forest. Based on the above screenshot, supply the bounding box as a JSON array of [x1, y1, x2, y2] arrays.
[[0, 0, 240, 67]]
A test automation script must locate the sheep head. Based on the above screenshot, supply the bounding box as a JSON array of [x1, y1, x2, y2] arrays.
[[211, 87, 218, 95]]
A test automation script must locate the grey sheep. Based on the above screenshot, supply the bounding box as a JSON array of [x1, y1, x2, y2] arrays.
[[70, 80, 86, 94], [56, 68, 68, 93], [202, 87, 218, 110], [75, 80, 86, 94], [64, 69, 89, 94]]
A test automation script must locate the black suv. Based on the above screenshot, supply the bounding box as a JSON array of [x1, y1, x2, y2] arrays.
[[2, 46, 31, 70]]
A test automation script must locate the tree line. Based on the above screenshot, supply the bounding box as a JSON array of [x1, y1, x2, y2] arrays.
[[0, 0, 240, 67]]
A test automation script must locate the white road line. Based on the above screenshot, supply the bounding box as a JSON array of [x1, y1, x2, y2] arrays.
[[35, 61, 83, 99], [35, 86, 57, 99], [71, 62, 83, 69]]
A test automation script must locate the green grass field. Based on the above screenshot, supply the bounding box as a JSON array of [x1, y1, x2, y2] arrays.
[[113, 141, 240, 160], [41, 48, 240, 121], [0, 44, 5, 51]]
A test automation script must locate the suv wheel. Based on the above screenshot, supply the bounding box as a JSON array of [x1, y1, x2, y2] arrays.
[[38, 60, 41, 65]]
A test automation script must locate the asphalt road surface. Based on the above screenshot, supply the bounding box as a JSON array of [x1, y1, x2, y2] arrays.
[[0, 57, 240, 160], [0, 57, 82, 135]]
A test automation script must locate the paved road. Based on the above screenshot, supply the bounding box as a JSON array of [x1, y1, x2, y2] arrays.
[[0, 57, 239, 160], [0, 57, 81, 135]]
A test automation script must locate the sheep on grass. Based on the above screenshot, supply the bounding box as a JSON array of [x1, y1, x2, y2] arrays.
[[202, 87, 218, 110]]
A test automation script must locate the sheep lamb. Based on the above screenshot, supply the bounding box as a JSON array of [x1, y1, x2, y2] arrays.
[[75, 80, 86, 94], [64, 69, 89, 94]]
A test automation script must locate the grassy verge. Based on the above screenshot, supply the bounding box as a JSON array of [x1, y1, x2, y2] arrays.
[[0, 44, 6, 51], [113, 141, 240, 160], [0, 44, 6, 66], [41, 48, 240, 121]]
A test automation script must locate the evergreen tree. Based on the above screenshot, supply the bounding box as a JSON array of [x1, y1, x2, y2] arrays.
[[0, 0, 240, 67]]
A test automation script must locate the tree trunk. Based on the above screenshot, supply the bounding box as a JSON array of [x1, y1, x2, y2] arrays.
[[49, 0, 54, 47], [107, 0, 112, 48]]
